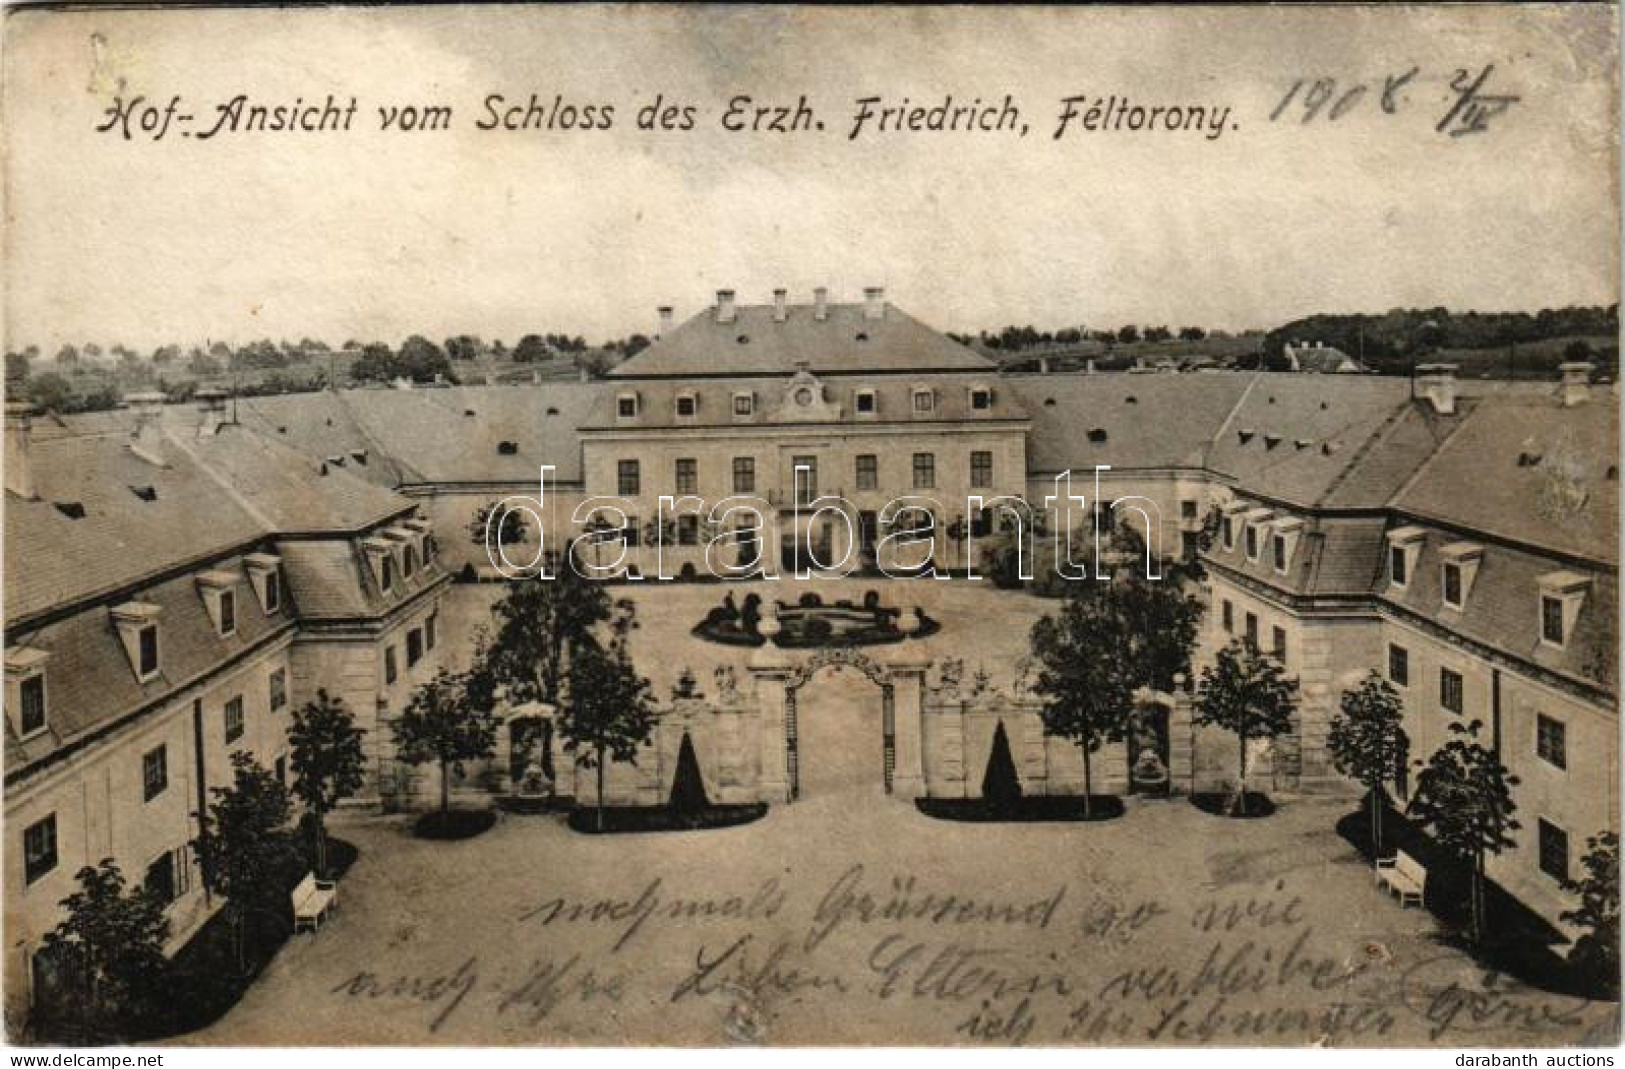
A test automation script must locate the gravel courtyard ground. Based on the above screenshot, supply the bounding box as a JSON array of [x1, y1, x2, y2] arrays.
[[188, 792, 1616, 1046], [184, 579, 1617, 1047]]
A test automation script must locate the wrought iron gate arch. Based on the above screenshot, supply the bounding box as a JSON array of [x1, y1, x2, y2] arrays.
[[781, 648, 896, 799]]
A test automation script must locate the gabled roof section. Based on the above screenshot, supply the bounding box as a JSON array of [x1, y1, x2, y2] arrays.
[[1392, 392, 1619, 565], [610, 300, 997, 378]]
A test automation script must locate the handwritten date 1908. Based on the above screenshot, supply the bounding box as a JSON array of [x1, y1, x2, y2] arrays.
[[1271, 64, 1519, 137]]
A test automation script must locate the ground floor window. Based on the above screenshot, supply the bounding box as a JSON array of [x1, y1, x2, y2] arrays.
[[1538, 819, 1569, 882]]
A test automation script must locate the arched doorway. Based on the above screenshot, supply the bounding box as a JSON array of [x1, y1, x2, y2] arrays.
[[783, 650, 895, 800], [1127, 702, 1172, 796]]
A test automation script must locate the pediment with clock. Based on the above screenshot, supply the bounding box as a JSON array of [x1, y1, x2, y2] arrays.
[[775, 366, 844, 423]]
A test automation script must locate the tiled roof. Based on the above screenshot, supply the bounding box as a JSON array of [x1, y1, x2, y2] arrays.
[[5, 554, 297, 776], [5, 432, 266, 623], [1007, 372, 1253, 472], [610, 301, 997, 378]]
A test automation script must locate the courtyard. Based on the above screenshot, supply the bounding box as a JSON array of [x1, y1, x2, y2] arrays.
[[171, 578, 1616, 1046], [184, 782, 1616, 1046]]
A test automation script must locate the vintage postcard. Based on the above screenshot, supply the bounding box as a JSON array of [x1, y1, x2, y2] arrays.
[[1, 1, 1619, 1053]]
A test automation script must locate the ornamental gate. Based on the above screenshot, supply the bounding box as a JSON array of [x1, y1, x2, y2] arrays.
[[782, 649, 896, 798]]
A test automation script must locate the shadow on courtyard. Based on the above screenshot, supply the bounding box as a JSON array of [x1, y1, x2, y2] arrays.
[[1335, 794, 1615, 1002]]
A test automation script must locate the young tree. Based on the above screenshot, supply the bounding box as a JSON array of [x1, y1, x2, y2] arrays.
[[557, 636, 658, 831], [981, 720, 1023, 809], [1327, 671, 1409, 855], [192, 752, 299, 972], [1194, 639, 1299, 816], [669, 731, 709, 818], [481, 561, 632, 708], [1407, 719, 1520, 945], [470, 502, 530, 548], [392, 667, 499, 818], [40, 860, 170, 1040], [288, 690, 367, 879], [1030, 584, 1136, 816], [1562, 831, 1619, 996]]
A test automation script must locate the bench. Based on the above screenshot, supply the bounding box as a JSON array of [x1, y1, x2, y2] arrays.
[[291, 872, 338, 933], [1375, 850, 1427, 908]]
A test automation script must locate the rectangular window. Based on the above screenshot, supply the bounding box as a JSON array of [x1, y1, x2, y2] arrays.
[[970, 451, 993, 489], [264, 570, 281, 613], [426, 613, 438, 652], [1536, 714, 1567, 770], [219, 589, 236, 636], [1222, 516, 1235, 550], [675, 395, 696, 418], [1538, 819, 1569, 882], [1180, 499, 1198, 520], [1439, 668, 1464, 715], [1541, 596, 1565, 645], [385, 646, 398, 685], [855, 455, 878, 492], [1443, 563, 1463, 608], [859, 511, 879, 551], [1221, 600, 1234, 633], [137, 625, 160, 677], [1245, 526, 1259, 560], [913, 389, 934, 413], [23, 815, 57, 885], [733, 393, 753, 417], [1272, 626, 1287, 663], [1181, 531, 1199, 560], [677, 514, 699, 546], [1388, 644, 1410, 687], [380, 557, 394, 592], [1272, 534, 1287, 572], [675, 459, 697, 495], [407, 628, 424, 667], [732, 457, 755, 494], [912, 453, 935, 490], [1244, 612, 1259, 647], [1389, 544, 1408, 586], [617, 395, 636, 418], [793, 456, 818, 503], [145, 851, 177, 906], [855, 390, 876, 414], [19, 675, 45, 736], [402, 545, 417, 578], [223, 696, 244, 744], [269, 667, 288, 711], [142, 745, 168, 801], [971, 388, 992, 410], [617, 460, 640, 496]]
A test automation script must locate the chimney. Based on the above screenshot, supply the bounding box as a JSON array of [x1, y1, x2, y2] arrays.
[[1415, 363, 1458, 416], [715, 289, 736, 324], [657, 306, 674, 338], [5, 401, 36, 500], [126, 391, 168, 465], [813, 287, 829, 321], [773, 288, 788, 323], [194, 387, 228, 437], [1559, 361, 1594, 408], [863, 286, 885, 321]]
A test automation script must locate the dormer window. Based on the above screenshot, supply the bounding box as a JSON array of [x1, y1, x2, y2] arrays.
[[111, 602, 163, 682], [855, 389, 877, 415], [1386, 526, 1426, 589], [1537, 570, 1591, 649], [969, 386, 993, 411], [244, 553, 282, 614], [6, 647, 50, 739], [403, 543, 418, 578], [616, 392, 639, 419], [363, 539, 397, 593], [1270, 517, 1304, 575], [911, 387, 935, 414], [197, 570, 239, 637], [1242, 508, 1274, 562], [732, 392, 754, 417], [675, 391, 698, 419]]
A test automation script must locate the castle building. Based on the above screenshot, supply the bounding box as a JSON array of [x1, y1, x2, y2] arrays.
[[6, 289, 1616, 1020]]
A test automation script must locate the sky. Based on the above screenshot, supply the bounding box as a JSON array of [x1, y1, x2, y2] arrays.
[[2, 4, 1618, 353]]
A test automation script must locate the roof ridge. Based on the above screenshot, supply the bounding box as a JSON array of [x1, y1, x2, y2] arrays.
[[1386, 397, 1480, 508], [1201, 372, 1266, 469], [160, 427, 277, 533], [1312, 399, 1414, 507]]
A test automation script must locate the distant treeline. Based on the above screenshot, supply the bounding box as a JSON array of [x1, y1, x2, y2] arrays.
[[1263, 305, 1620, 370]]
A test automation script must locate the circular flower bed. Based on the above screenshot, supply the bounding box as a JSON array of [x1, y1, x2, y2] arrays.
[[692, 590, 940, 648]]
